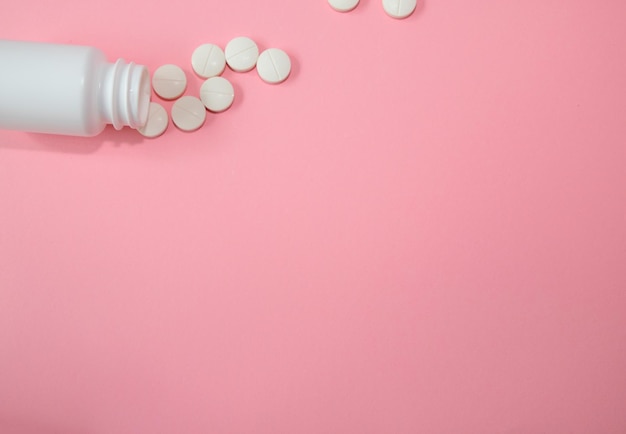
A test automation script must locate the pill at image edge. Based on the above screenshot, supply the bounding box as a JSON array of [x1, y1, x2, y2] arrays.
[[200, 77, 235, 113], [225, 36, 259, 72], [382, 0, 417, 19], [328, 0, 360, 12], [256, 48, 291, 84], [137, 102, 168, 138], [191, 43, 226, 78], [152, 64, 187, 100], [171, 96, 206, 132]]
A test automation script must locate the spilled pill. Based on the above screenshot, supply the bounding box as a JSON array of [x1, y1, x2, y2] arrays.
[[225, 37, 259, 73], [137, 102, 168, 138], [200, 77, 235, 113], [171, 96, 206, 132], [152, 64, 187, 100], [256, 48, 292, 84], [191, 44, 226, 78]]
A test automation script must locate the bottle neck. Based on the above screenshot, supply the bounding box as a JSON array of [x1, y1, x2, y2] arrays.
[[99, 59, 151, 130]]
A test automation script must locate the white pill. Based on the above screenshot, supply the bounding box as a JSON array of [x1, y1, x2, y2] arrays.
[[382, 0, 417, 19], [328, 0, 359, 12], [225, 37, 259, 72], [256, 48, 292, 84], [191, 44, 226, 78], [171, 96, 206, 132], [152, 64, 187, 100], [200, 77, 235, 113], [137, 102, 168, 138]]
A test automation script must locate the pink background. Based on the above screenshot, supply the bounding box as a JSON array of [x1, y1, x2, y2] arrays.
[[1, 1, 626, 433]]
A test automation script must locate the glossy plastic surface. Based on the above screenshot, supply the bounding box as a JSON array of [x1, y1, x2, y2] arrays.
[[0, 40, 149, 136]]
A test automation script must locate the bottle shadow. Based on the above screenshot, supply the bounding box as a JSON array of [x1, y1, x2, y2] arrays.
[[0, 125, 145, 154]]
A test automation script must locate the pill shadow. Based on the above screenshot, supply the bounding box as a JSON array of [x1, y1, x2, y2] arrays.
[[414, 0, 426, 17], [287, 54, 301, 83], [229, 80, 245, 111], [351, 0, 372, 14], [182, 68, 202, 97]]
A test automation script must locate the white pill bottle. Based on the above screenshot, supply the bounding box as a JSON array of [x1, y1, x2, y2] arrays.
[[0, 40, 151, 136]]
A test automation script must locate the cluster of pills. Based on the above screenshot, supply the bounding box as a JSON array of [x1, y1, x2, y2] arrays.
[[329, 0, 417, 19], [138, 37, 292, 138]]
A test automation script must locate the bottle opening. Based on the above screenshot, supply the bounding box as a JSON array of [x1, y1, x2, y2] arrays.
[[136, 68, 151, 127], [101, 60, 152, 130]]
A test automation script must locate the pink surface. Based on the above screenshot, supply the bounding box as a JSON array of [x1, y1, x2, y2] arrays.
[[1, 1, 626, 433]]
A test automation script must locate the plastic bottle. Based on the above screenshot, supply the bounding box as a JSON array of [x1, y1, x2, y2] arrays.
[[0, 40, 151, 137]]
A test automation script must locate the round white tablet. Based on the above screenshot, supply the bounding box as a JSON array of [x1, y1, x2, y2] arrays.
[[171, 96, 206, 132], [191, 44, 226, 78], [200, 77, 235, 113], [382, 0, 417, 19], [137, 102, 168, 138], [225, 37, 259, 72], [256, 48, 291, 84], [152, 64, 187, 100], [328, 0, 359, 12]]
